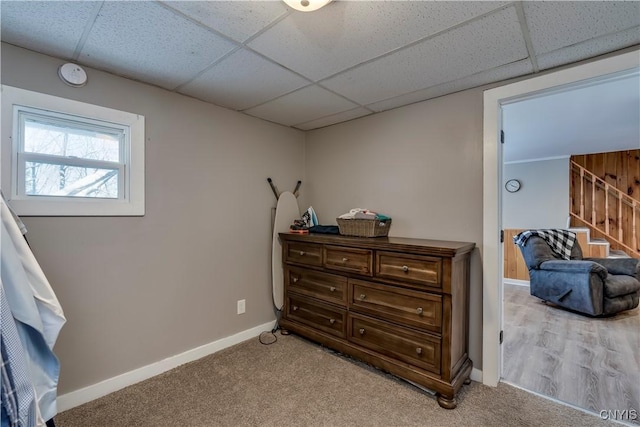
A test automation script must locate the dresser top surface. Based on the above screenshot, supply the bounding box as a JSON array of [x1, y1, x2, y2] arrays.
[[279, 233, 475, 257]]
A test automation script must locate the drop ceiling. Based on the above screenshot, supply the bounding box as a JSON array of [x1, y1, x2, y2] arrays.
[[1, 1, 639, 130]]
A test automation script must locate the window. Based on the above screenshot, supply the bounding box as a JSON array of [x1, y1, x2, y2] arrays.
[[1, 86, 145, 216], [18, 107, 125, 199]]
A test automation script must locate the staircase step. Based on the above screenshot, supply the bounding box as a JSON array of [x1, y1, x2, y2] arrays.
[[569, 227, 591, 241], [569, 227, 589, 234], [589, 238, 609, 245], [570, 229, 610, 258], [608, 250, 631, 259]]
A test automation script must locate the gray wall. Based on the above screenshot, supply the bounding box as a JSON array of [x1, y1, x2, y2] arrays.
[[1, 44, 305, 394], [2, 41, 636, 399], [503, 158, 570, 229], [305, 89, 484, 368]]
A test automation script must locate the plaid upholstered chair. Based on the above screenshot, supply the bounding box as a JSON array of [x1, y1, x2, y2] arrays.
[[516, 232, 640, 316]]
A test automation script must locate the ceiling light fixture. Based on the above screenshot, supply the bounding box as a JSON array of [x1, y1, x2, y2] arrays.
[[283, 0, 331, 12]]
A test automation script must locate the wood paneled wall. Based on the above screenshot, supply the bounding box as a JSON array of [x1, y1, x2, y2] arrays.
[[504, 229, 529, 281], [505, 150, 640, 282], [572, 150, 640, 202], [570, 150, 640, 255]]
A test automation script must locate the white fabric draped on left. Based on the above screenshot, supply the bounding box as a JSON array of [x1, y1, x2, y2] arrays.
[[1, 197, 66, 424]]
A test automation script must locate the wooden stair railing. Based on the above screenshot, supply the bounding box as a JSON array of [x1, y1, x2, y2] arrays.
[[570, 160, 639, 258]]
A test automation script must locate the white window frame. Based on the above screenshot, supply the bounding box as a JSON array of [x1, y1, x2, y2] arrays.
[[1, 85, 145, 216]]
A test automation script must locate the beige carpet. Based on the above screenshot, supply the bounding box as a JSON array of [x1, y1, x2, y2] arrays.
[[56, 334, 611, 427]]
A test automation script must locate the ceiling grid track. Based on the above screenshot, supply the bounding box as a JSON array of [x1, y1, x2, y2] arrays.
[[157, 0, 321, 106], [71, 1, 105, 61], [514, 1, 540, 73], [155, 1, 245, 47], [171, 46, 243, 92], [314, 2, 516, 86], [237, 76, 371, 116], [359, 59, 532, 113], [540, 26, 640, 61], [3, 1, 637, 131], [293, 106, 374, 129], [244, 2, 519, 118]]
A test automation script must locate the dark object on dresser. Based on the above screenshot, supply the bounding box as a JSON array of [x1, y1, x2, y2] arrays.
[[517, 236, 640, 316], [279, 233, 475, 409], [309, 225, 340, 234]]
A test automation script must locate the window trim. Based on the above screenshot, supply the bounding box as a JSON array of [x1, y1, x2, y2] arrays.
[[15, 105, 127, 201], [1, 85, 145, 216]]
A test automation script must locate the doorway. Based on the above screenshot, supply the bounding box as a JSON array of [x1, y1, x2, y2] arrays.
[[498, 68, 639, 416], [481, 49, 639, 390]]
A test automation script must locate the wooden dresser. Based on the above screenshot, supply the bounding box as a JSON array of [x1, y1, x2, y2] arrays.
[[279, 233, 475, 409]]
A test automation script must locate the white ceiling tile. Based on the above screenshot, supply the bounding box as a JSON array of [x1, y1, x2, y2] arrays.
[[524, 1, 640, 55], [244, 86, 358, 126], [0, 1, 100, 59], [322, 6, 528, 106], [367, 60, 534, 112], [3, 1, 637, 130], [248, 1, 509, 81], [79, 2, 237, 90], [178, 49, 309, 110], [537, 27, 640, 71], [162, 1, 289, 43], [294, 108, 372, 131]]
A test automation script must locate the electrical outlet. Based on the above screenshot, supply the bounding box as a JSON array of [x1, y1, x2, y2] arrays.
[[237, 299, 246, 315]]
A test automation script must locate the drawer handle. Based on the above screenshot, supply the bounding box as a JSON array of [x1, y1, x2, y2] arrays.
[[416, 347, 423, 355], [292, 277, 299, 283], [292, 306, 299, 311], [299, 251, 305, 256], [342, 257, 348, 263], [416, 307, 423, 315], [359, 328, 365, 335], [402, 265, 409, 273], [329, 318, 336, 324], [359, 294, 366, 300], [330, 286, 336, 292]]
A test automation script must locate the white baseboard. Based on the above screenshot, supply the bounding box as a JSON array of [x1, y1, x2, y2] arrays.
[[502, 278, 530, 287], [470, 368, 482, 383], [58, 322, 485, 412], [57, 320, 276, 412]]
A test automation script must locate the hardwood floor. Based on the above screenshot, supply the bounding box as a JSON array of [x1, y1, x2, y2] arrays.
[[503, 283, 639, 424]]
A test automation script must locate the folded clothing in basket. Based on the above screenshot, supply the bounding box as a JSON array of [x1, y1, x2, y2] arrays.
[[338, 208, 391, 221]]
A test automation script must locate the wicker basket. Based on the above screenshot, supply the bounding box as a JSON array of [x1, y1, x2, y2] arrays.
[[336, 218, 392, 237]]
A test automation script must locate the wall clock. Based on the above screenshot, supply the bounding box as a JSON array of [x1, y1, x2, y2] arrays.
[[58, 63, 87, 87], [505, 179, 521, 193]]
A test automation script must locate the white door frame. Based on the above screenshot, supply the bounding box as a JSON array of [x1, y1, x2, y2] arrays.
[[482, 49, 640, 387]]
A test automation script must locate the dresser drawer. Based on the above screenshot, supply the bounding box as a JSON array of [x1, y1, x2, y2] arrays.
[[324, 245, 373, 276], [375, 251, 441, 288], [286, 295, 346, 338], [348, 314, 441, 375], [286, 267, 347, 307], [350, 279, 442, 333], [284, 241, 323, 267]]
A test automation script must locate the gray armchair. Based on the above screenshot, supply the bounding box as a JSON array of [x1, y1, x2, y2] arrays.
[[517, 236, 640, 316]]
